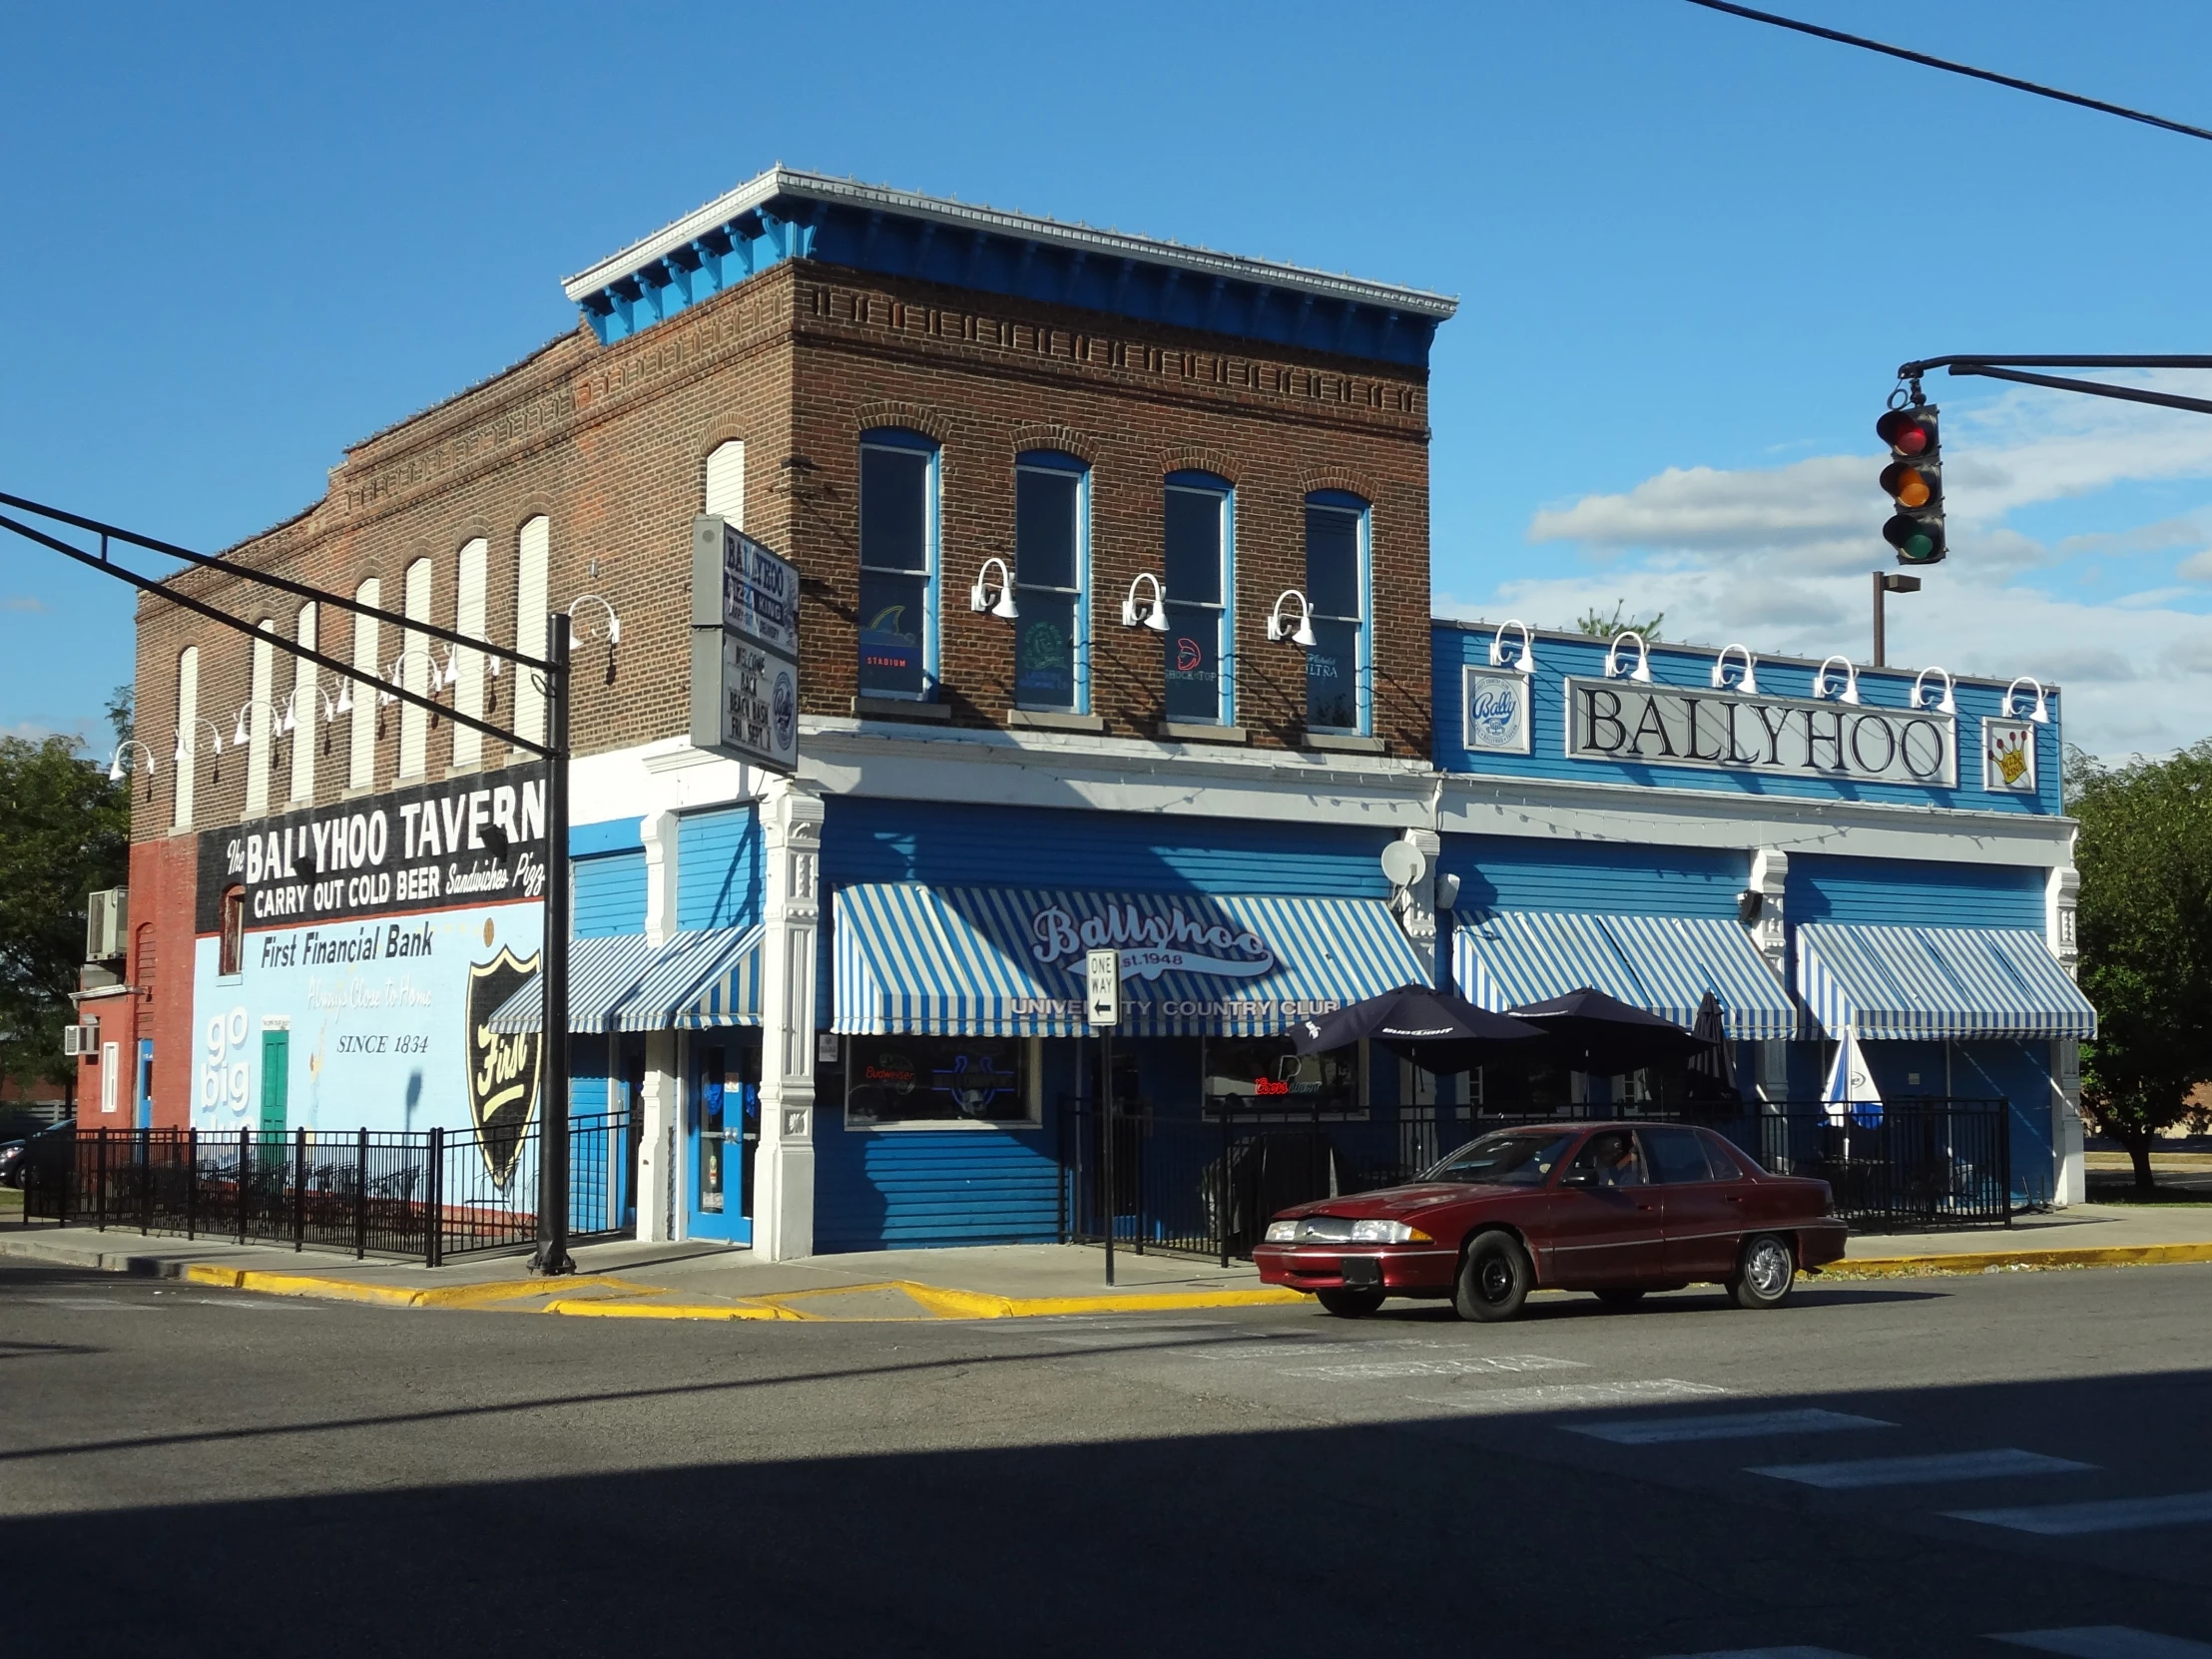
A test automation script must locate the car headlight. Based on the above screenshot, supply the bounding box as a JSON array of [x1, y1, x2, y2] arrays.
[[1264, 1218, 1432, 1245]]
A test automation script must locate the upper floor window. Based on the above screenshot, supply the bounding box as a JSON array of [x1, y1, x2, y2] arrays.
[[1163, 471, 1234, 727], [858, 429, 939, 701], [705, 439, 745, 525], [1304, 492, 1371, 735], [1014, 451, 1087, 714]]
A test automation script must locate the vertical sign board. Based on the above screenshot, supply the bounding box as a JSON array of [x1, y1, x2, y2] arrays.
[[690, 515, 801, 775], [1085, 948, 1121, 1027]]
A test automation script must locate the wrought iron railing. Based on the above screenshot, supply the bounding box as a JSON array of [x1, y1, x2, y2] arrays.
[[19, 1111, 632, 1265]]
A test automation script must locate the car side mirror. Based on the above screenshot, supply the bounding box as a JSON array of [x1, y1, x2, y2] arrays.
[[1560, 1168, 1596, 1189]]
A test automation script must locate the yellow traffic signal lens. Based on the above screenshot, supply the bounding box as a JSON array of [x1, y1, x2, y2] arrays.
[[1880, 462, 1933, 507]]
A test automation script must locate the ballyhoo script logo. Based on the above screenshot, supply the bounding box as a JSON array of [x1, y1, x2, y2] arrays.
[[1030, 903, 1276, 982]]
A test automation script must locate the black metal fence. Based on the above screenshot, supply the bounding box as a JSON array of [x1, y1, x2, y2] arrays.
[[1058, 1094, 2017, 1262], [19, 1111, 633, 1265]]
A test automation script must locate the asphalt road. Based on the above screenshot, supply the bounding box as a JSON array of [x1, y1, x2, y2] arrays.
[[5, 1259, 2211, 1659]]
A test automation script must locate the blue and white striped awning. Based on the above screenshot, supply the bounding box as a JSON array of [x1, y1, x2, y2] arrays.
[[832, 884, 1429, 1037], [485, 927, 763, 1033], [1796, 922, 2095, 1041], [1453, 910, 1798, 1041]]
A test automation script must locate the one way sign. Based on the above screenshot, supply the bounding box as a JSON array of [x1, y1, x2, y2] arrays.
[[1085, 948, 1120, 1028]]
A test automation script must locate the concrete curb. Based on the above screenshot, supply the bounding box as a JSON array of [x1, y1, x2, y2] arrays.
[[1828, 1242, 2212, 1278]]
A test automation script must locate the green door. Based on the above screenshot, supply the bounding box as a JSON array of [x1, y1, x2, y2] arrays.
[[259, 1030, 289, 1137]]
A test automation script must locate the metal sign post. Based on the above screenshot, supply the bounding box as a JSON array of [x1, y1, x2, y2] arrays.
[[532, 615, 573, 1276], [1086, 947, 1119, 1286]]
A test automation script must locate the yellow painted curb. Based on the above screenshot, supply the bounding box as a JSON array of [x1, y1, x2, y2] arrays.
[[1828, 1242, 2212, 1278], [895, 1281, 1309, 1320], [180, 1264, 641, 1308], [542, 1297, 806, 1322]]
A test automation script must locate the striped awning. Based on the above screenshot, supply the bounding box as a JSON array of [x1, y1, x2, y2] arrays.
[[832, 884, 1429, 1037], [1453, 910, 1798, 1041], [485, 927, 763, 1033], [1796, 922, 2095, 1041]]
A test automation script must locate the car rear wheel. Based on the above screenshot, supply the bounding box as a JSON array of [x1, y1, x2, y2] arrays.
[[1315, 1289, 1384, 1318], [1730, 1234, 1796, 1310], [1592, 1288, 1645, 1309], [1455, 1231, 1531, 1323]]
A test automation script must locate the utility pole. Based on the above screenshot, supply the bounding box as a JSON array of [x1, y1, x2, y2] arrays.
[[1872, 570, 1921, 667], [533, 617, 573, 1275]]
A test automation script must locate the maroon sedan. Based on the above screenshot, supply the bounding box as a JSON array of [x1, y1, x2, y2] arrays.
[[1253, 1122, 1848, 1322]]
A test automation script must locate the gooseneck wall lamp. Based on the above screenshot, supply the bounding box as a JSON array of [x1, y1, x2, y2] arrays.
[[1267, 589, 1316, 649], [1121, 572, 1168, 632], [174, 717, 227, 783], [567, 595, 623, 685], [1605, 631, 1653, 684], [108, 739, 157, 799], [1488, 619, 1536, 673], [1815, 655, 1862, 706], [2004, 676, 2050, 724], [1911, 665, 1957, 716], [968, 558, 1018, 621], [1711, 643, 1759, 695]]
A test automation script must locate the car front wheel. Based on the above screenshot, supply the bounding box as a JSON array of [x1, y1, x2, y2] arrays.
[[1455, 1231, 1531, 1323], [1315, 1289, 1384, 1318], [1730, 1234, 1796, 1310]]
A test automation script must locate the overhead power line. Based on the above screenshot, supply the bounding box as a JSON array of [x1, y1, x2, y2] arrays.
[[1682, 0, 2212, 145]]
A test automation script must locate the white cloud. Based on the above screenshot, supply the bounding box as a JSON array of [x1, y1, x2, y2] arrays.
[[2, 595, 48, 613], [1469, 383, 2212, 759]]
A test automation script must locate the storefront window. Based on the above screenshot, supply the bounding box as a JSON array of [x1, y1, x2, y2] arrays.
[[1202, 1036, 1360, 1115], [845, 1035, 1038, 1128]]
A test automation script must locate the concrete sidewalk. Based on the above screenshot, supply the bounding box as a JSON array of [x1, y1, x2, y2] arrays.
[[4, 1201, 2208, 1318]]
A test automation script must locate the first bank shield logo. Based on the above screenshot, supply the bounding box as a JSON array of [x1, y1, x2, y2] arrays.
[[466, 947, 543, 1187]]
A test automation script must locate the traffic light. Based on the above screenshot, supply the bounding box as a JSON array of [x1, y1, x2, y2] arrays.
[[1877, 404, 1944, 565]]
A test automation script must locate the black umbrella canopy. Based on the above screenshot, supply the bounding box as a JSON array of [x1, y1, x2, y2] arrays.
[[1291, 984, 1544, 1073], [1508, 986, 1714, 1077], [1686, 990, 1741, 1101]]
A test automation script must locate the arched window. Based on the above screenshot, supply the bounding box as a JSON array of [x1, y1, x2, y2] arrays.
[[289, 603, 317, 803], [218, 884, 246, 978], [705, 439, 745, 525], [398, 556, 434, 778], [453, 541, 488, 772], [173, 645, 200, 830], [1163, 470, 1235, 727], [1304, 491, 1371, 736], [348, 579, 380, 790], [245, 620, 276, 817], [514, 517, 550, 749], [1013, 450, 1088, 714], [857, 429, 939, 701]]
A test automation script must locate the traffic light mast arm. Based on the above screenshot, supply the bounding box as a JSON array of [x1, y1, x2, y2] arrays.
[[1895, 356, 2212, 419]]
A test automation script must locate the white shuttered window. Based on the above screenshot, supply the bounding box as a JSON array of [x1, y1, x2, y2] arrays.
[[173, 646, 199, 830], [245, 622, 275, 817], [349, 578, 380, 790], [289, 603, 316, 803], [514, 517, 549, 752], [399, 557, 433, 778], [453, 538, 487, 772], [705, 440, 745, 525]]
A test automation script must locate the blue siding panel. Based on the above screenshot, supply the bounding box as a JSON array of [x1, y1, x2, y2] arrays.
[[1434, 625, 2066, 817], [571, 818, 644, 857], [572, 848, 646, 937], [678, 806, 764, 931], [1441, 834, 1747, 919], [815, 1126, 1061, 1252], [1786, 853, 2044, 928]]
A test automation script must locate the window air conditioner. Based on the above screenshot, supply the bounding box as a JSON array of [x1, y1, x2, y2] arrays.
[[86, 887, 128, 962], [63, 1023, 100, 1057]]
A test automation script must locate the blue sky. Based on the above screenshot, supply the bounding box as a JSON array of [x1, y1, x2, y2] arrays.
[[6, 1, 2212, 757]]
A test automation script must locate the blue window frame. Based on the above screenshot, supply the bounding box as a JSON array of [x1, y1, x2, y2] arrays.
[[1013, 450, 1089, 714], [1163, 470, 1235, 726], [858, 428, 940, 700], [1304, 490, 1371, 735]]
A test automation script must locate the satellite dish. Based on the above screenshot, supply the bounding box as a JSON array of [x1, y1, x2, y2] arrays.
[[1380, 840, 1426, 888]]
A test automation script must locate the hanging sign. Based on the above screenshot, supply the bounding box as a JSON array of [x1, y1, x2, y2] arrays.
[[691, 515, 801, 775], [1563, 677, 1957, 788]]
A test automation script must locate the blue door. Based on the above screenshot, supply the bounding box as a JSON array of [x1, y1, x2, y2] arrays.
[[687, 1037, 757, 1244], [134, 1040, 154, 1129]]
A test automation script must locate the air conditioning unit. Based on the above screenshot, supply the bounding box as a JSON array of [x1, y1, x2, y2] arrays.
[[86, 887, 128, 962], [62, 1023, 100, 1057]]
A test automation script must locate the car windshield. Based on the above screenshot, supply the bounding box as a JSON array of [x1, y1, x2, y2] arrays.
[[1423, 1130, 1577, 1186]]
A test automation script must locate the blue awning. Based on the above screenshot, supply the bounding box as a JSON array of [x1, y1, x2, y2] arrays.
[[1796, 922, 2095, 1041], [832, 884, 1429, 1037], [485, 927, 763, 1033], [1453, 910, 1798, 1041]]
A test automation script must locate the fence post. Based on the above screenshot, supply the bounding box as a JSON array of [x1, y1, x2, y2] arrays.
[[95, 1130, 108, 1233], [291, 1128, 306, 1251], [141, 1128, 154, 1235], [355, 1127, 369, 1259], [238, 1128, 250, 1245], [1218, 1100, 1232, 1269], [1999, 1099, 2014, 1229], [186, 1128, 198, 1241], [426, 1126, 444, 1269]]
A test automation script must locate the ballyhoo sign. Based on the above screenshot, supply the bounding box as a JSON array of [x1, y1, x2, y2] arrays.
[[1564, 678, 1958, 788], [1030, 901, 1277, 982]]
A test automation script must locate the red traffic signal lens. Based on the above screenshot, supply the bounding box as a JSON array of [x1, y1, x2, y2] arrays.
[[1880, 461, 1935, 509], [1877, 409, 1936, 456]]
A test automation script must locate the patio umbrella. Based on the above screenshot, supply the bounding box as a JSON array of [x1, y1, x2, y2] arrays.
[[1290, 984, 1545, 1074], [1685, 989, 1741, 1103], [1508, 986, 1714, 1077]]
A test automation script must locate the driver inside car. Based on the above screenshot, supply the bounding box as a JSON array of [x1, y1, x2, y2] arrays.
[[1587, 1131, 1647, 1188]]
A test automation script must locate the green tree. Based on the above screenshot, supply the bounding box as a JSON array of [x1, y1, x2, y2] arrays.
[[1572, 600, 1665, 643], [0, 699, 132, 1097], [2068, 741, 2212, 1191]]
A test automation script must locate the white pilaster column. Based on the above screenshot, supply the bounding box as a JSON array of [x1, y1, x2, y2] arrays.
[[637, 1030, 679, 1242], [642, 810, 678, 947], [1748, 848, 1792, 1104], [2047, 863, 2085, 1206], [1393, 827, 1442, 979], [754, 782, 824, 1261]]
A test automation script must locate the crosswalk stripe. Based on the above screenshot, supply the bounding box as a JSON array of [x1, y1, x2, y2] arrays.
[[1749, 1448, 2096, 1488], [1415, 1379, 1726, 1413], [1568, 1407, 1895, 1445], [1288, 1353, 1587, 1381], [1949, 1490, 2212, 1536], [1648, 1647, 1869, 1658], [1989, 1627, 2212, 1657]]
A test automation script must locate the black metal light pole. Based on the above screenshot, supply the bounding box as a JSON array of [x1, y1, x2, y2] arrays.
[[1871, 570, 1921, 667], [533, 616, 573, 1275]]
